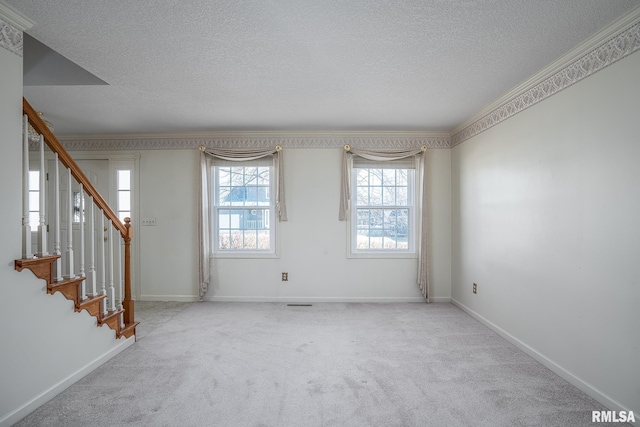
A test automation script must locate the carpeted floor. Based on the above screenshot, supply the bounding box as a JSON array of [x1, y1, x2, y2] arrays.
[[15, 302, 620, 426]]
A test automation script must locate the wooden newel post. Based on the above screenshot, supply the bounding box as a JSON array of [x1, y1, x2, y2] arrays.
[[122, 217, 135, 325]]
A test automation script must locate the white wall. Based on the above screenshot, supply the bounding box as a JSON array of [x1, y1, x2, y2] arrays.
[[138, 149, 200, 300], [451, 51, 640, 415], [0, 45, 133, 426], [136, 147, 451, 302]]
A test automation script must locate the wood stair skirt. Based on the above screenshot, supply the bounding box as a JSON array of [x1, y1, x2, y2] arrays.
[[15, 256, 138, 339]]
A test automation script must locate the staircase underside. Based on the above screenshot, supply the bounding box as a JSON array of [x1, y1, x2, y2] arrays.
[[15, 256, 138, 339]]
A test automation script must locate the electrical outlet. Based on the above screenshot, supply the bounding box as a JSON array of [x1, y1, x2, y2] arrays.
[[282, 272, 288, 281], [473, 283, 477, 294], [141, 218, 156, 226]]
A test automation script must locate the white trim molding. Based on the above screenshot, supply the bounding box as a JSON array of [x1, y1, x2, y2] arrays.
[[139, 295, 200, 302], [452, 8, 640, 147], [0, 336, 134, 427], [451, 298, 636, 420], [58, 132, 452, 151], [0, 17, 22, 56], [203, 296, 429, 303], [0, 1, 34, 57]]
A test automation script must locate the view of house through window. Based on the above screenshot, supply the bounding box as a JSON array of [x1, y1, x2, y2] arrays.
[[352, 158, 415, 254], [213, 161, 274, 253]]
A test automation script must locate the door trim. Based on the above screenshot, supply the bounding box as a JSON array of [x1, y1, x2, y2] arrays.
[[66, 151, 141, 300]]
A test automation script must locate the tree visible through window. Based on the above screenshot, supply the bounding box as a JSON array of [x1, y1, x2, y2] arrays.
[[213, 163, 274, 252], [352, 159, 415, 254]]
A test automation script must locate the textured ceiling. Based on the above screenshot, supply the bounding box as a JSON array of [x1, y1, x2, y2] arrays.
[[7, 0, 640, 136]]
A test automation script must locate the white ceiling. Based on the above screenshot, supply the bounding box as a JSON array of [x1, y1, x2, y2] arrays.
[[8, 0, 640, 136]]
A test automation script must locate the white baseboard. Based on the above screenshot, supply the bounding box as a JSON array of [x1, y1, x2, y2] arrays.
[[138, 294, 200, 302], [0, 337, 135, 427], [428, 297, 451, 303], [450, 298, 638, 425], [203, 295, 428, 303]]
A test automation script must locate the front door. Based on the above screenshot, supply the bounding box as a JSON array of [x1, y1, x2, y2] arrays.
[[48, 159, 110, 282]]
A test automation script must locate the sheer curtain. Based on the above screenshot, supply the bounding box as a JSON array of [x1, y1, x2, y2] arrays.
[[339, 144, 430, 302], [198, 145, 287, 298]]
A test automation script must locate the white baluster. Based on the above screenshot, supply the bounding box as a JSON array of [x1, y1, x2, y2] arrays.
[[36, 135, 48, 257], [64, 168, 75, 279], [78, 184, 86, 300], [22, 115, 32, 259], [53, 154, 62, 281], [107, 222, 116, 312], [87, 196, 97, 297], [99, 211, 107, 315]]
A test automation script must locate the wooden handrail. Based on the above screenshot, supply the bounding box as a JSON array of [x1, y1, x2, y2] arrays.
[[24, 97, 135, 329], [23, 98, 126, 236]]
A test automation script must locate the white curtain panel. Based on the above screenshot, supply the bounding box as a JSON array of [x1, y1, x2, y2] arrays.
[[198, 153, 212, 298], [339, 145, 430, 302], [198, 146, 287, 298]]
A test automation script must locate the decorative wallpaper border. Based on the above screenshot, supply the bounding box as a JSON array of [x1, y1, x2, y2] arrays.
[[58, 134, 452, 151], [451, 20, 640, 147], [0, 18, 22, 57]]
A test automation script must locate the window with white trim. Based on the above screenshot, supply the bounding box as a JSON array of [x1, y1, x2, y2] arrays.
[[116, 169, 132, 222], [350, 156, 417, 256], [28, 170, 40, 229], [212, 157, 275, 254]]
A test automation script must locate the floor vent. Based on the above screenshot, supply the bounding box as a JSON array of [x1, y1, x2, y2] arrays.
[[287, 304, 312, 307]]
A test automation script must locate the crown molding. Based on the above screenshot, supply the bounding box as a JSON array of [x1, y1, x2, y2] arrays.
[[0, 18, 21, 56], [0, 2, 34, 31], [58, 131, 452, 151], [0, 1, 34, 57], [451, 5, 640, 147]]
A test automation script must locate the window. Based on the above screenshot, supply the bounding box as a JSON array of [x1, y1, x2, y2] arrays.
[[116, 169, 131, 222], [28, 170, 40, 229], [73, 190, 85, 223], [213, 159, 275, 254], [350, 157, 416, 256]]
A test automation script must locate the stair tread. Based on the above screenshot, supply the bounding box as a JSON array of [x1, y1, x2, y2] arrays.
[[15, 254, 61, 267], [77, 294, 106, 306], [75, 294, 107, 318], [15, 255, 61, 284], [49, 276, 86, 288], [99, 308, 124, 322], [118, 322, 140, 339]]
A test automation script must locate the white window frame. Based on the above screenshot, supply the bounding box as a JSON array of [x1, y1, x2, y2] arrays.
[[115, 168, 132, 223], [348, 157, 419, 259], [28, 169, 40, 229], [212, 159, 278, 258]]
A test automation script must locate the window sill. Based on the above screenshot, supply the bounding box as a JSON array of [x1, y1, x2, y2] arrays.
[[212, 251, 279, 259], [347, 251, 417, 260]]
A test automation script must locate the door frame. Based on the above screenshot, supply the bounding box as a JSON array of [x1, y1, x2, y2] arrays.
[[65, 151, 141, 301]]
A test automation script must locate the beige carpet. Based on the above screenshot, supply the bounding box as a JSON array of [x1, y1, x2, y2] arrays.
[[16, 302, 619, 426]]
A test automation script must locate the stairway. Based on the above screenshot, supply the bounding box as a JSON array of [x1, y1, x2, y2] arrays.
[[15, 255, 137, 338], [15, 98, 138, 340]]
